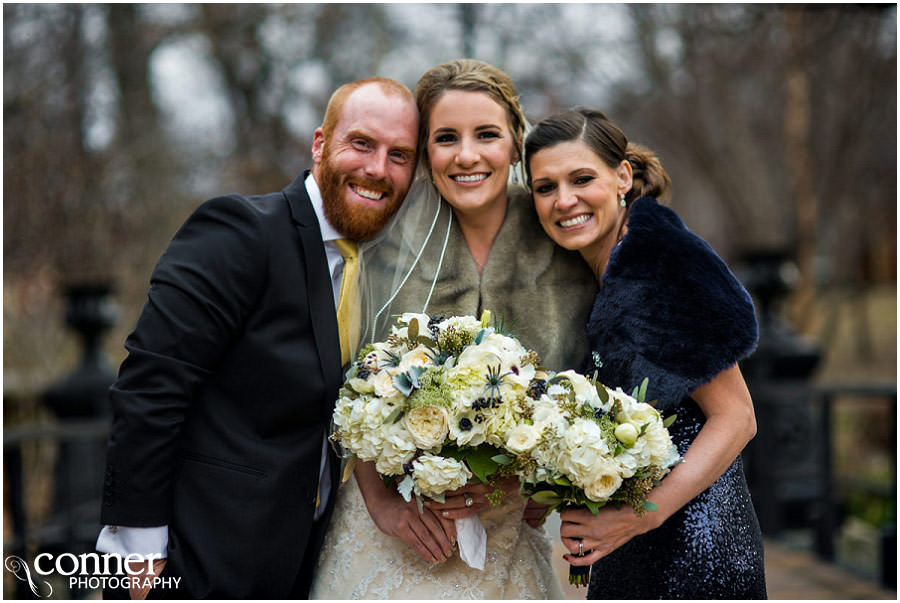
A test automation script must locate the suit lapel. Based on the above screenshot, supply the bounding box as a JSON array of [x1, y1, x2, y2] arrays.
[[283, 171, 342, 401]]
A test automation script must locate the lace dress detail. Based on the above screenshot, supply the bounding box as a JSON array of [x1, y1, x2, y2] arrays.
[[310, 476, 564, 599]]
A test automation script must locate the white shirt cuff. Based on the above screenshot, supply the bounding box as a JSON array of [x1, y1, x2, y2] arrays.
[[96, 525, 168, 558]]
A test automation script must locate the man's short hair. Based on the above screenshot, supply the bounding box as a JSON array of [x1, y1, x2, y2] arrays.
[[321, 77, 415, 140]]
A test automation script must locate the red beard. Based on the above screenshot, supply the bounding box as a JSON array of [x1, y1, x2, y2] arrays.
[[317, 145, 408, 241]]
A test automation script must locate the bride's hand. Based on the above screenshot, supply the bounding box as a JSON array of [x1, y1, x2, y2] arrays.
[[558, 505, 658, 566], [426, 476, 519, 520], [355, 461, 456, 564]]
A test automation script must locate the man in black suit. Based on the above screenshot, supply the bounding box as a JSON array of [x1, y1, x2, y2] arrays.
[[96, 77, 418, 599]]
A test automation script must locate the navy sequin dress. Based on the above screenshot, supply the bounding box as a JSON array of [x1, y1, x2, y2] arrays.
[[583, 197, 767, 599]]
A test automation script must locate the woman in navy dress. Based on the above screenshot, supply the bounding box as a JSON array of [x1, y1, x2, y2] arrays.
[[525, 107, 767, 599]]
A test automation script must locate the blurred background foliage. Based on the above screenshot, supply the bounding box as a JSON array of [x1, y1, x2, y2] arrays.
[[4, 0, 896, 474], [2, 3, 896, 587]]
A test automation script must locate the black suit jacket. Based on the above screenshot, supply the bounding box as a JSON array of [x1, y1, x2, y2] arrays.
[[101, 171, 343, 598]]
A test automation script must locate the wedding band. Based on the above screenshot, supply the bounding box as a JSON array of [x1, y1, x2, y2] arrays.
[[578, 540, 584, 556], [464, 493, 474, 507]]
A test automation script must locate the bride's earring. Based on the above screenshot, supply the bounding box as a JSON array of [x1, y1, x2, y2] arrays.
[[619, 193, 626, 207]]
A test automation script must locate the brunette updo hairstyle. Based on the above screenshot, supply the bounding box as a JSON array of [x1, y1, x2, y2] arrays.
[[525, 107, 671, 204], [414, 59, 527, 171]]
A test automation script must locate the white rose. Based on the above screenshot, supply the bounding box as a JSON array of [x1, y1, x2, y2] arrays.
[[404, 405, 449, 449], [584, 456, 624, 501], [412, 454, 472, 499], [398, 345, 433, 373], [617, 400, 659, 426], [506, 423, 541, 454], [371, 371, 398, 398]]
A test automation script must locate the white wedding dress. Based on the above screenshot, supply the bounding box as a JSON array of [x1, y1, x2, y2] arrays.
[[310, 475, 565, 599]]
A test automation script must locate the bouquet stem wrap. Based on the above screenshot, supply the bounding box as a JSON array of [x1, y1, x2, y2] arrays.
[[569, 549, 591, 586], [455, 516, 486, 570]]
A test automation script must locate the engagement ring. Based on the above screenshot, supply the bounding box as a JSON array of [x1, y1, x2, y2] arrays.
[[464, 493, 474, 507], [578, 540, 584, 556]]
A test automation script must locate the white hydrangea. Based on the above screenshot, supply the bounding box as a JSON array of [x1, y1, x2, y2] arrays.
[[375, 422, 417, 475]]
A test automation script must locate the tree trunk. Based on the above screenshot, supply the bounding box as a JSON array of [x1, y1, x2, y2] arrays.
[[784, 6, 818, 333]]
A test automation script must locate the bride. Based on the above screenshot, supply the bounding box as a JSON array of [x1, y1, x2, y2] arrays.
[[310, 59, 596, 599]]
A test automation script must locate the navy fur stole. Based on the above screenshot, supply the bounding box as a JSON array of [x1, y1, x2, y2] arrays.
[[585, 196, 758, 412]]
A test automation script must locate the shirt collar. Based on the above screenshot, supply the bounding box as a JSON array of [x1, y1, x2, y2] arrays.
[[305, 172, 341, 243]]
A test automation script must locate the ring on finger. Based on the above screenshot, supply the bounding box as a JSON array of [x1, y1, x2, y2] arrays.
[[578, 540, 584, 556], [463, 493, 474, 508]]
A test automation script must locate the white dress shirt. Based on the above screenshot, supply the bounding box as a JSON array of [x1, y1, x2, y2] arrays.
[[97, 173, 344, 558]]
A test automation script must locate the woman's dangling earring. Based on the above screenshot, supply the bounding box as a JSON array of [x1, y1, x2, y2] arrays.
[[620, 193, 626, 207]]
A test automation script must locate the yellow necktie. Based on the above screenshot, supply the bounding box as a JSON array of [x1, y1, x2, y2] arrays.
[[334, 238, 360, 367]]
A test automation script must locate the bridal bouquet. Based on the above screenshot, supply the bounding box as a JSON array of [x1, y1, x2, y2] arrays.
[[331, 310, 539, 569], [331, 310, 680, 578], [514, 371, 681, 585]]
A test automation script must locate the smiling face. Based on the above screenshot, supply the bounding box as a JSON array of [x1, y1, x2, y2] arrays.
[[426, 89, 517, 216], [530, 140, 633, 257], [312, 83, 418, 241]]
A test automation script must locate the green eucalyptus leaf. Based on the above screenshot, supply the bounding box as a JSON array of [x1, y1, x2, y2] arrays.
[[595, 382, 609, 403], [383, 406, 404, 425], [341, 455, 357, 484], [530, 490, 563, 506], [418, 335, 437, 349], [475, 328, 487, 345], [584, 499, 602, 515], [554, 475, 573, 487], [408, 318, 419, 341], [547, 374, 568, 386], [643, 500, 659, 512], [663, 414, 677, 429], [465, 447, 501, 482], [491, 454, 512, 465], [638, 377, 649, 402]]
